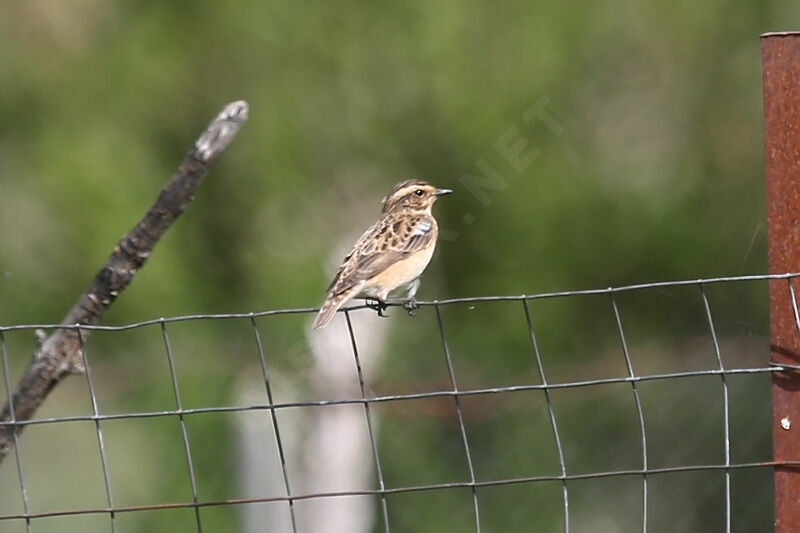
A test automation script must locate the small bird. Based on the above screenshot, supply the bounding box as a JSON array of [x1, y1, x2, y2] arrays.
[[312, 179, 452, 329]]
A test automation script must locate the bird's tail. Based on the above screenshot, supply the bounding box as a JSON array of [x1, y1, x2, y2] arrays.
[[312, 286, 359, 329]]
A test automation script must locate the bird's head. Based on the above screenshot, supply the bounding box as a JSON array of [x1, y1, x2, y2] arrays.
[[381, 179, 452, 214]]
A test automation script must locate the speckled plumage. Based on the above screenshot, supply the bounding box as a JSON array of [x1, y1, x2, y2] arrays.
[[312, 180, 451, 329]]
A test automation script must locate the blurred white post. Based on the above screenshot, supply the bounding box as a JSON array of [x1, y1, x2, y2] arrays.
[[236, 253, 390, 532], [301, 306, 390, 533], [236, 376, 300, 533]]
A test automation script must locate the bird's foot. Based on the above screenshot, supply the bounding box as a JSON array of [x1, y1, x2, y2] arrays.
[[403, 297, 419, 316], [365, 297, 389, 318]]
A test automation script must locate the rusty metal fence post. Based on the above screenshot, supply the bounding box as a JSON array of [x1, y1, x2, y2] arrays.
[[762, 31, 800, 532]]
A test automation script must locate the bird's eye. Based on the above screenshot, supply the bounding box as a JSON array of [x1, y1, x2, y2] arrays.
[[414, 189, 424, 197]]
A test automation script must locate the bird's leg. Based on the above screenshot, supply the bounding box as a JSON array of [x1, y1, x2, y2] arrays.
[[403, 278, 421, 316], [365, 297, 389, 318]]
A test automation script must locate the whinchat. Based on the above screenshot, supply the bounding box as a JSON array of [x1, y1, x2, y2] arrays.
[[312, 179, 452, 329]]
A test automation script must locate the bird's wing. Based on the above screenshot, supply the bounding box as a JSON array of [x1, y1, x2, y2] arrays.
[[326, 214, 436, 297]]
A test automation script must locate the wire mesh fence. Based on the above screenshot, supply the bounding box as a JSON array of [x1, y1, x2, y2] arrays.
[[0, 273, 797, 532]]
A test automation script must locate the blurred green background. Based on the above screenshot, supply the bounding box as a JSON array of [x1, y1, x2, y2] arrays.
[[0, 1, 795, 532]]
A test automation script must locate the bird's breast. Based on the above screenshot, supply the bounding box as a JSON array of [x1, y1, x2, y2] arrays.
[[362, 245, 436, 297]]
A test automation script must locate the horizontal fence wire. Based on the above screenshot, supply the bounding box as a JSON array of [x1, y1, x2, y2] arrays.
[[0, 367, 781, 429], [0, 460, 797, 521], [1, 272, 795, 334], [0, 272, 798, 530]]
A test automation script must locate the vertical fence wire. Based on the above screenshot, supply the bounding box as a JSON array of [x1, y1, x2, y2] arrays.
[[434, 304, 481, 533], [75, 328, 117, 533], [0, 331, 32, 533], [160, 320, 203, 533], [343, 310, 391, 533], [787, 278, 800, 341], [610, 294, 649, 533], [699, 285, 731, 533], [249, 315, 298, 533], [522, 300, 569, 533]]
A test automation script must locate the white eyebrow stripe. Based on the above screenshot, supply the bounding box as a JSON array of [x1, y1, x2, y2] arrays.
[[413, 219, 432, 235]]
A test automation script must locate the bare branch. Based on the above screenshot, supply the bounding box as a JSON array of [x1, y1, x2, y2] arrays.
[[0, 100, 249, 463]]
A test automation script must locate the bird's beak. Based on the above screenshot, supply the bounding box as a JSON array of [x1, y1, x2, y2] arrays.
[[435, 188, 453, 196]]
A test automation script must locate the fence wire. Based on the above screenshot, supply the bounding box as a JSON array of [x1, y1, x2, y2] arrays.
[[1, 272, 799, 532]]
